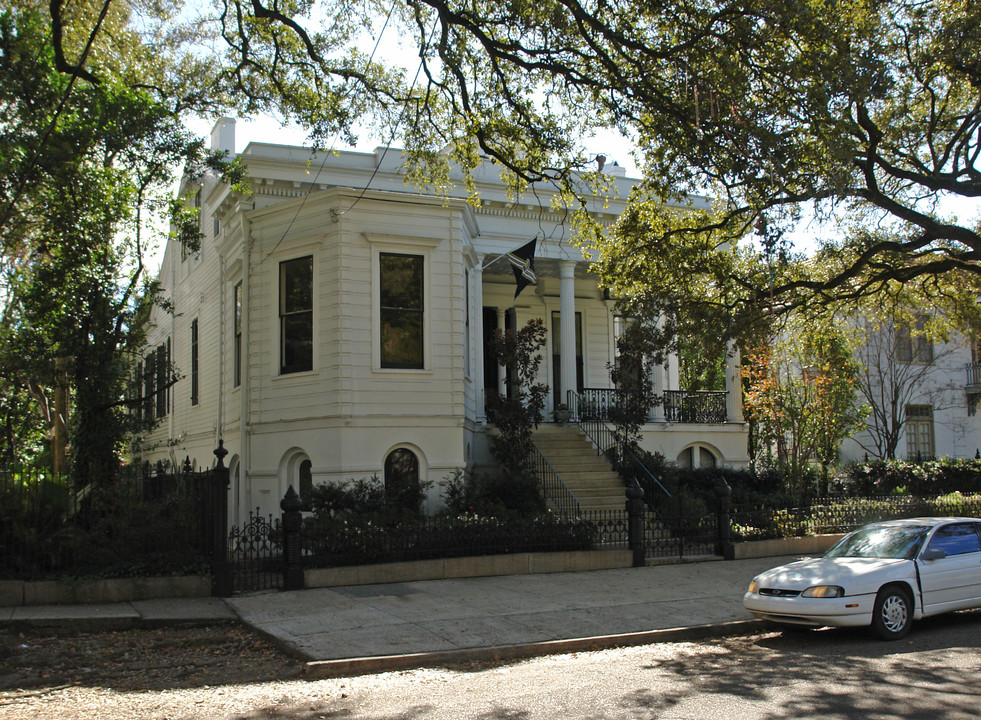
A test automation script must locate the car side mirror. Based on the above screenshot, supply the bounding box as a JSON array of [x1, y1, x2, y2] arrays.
[[921, 548, 947, 561]]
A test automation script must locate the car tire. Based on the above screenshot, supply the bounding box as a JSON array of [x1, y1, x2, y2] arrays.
[[871, 586, 913, 640]]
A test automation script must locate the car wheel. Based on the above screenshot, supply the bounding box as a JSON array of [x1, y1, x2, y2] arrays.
[[871, 586, 913, 640]]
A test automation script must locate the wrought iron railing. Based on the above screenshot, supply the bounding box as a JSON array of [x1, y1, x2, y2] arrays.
[[575, 387, 728, 424], [300, 511, 626, 567], [568, 390, 672, 506], [530, 444, 581, 516], [967, 363, 981, 387], [576, 388, 620, 422], [662, 390, 727, 423]]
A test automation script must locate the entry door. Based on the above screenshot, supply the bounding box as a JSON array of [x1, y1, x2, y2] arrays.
[[482, 307, 499, 412], [551, 311, 583, 409], [918, 522, 981, 614]]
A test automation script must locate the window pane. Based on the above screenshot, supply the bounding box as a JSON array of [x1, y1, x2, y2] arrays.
[[281, 257, 313, 314], [380, 254, 423, 310], [380, 253, 423, 369], [282, 315, 313, 373], [280, 257, 313, 374], [381, 309, 423, 368], [928, 524, 981, 556]]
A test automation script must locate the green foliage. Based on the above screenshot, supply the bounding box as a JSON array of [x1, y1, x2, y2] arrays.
[[607, 318, 659, 449], [440, 468, 546, 517], [0, 467, 209, 580], [485, 319, 549, 478], [304, 475, 429, 521], [731, 494, 981, 541], [836, 458, 981, 497], [0, 5, 226, 484], [743, 313, 866, 493]]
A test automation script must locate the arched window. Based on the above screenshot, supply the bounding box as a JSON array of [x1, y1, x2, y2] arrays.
[[384, 448, 421, 512], [678, 445, 719, 469], [299, 458, 313, 504]]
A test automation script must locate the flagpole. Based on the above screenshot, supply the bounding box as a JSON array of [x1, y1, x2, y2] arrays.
[[481, 235, 540, 270]]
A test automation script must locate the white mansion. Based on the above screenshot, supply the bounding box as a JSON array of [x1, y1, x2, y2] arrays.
[[135, 118, 751, 523]]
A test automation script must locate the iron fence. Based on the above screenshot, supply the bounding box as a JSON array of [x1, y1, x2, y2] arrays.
[[227, 510, 283, 593], [0, 462, 212, 580], [732, 494, 981, 541], [645, 511, 719, 560], [299, 511, 631, 568]]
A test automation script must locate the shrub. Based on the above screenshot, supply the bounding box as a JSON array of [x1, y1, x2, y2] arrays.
[[440, 468, 545, 518]]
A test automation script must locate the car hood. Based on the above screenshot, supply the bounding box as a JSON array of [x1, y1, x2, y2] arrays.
[[753, 557, 911, 591]]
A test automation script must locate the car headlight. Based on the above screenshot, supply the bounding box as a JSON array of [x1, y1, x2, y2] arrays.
[[802, 585, 844, 598], [747, 580, 759, 594]]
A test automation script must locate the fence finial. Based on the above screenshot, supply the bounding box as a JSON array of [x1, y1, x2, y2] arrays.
[[214, 440, 228, 469]]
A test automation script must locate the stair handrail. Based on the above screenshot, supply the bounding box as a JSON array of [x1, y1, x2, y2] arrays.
[[528, 442, 582, 518], [567, 390, 672, 501]]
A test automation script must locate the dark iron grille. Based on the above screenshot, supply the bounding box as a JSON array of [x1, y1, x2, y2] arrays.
[[662, 390, 727, 423], [227, 510, 283, 594]]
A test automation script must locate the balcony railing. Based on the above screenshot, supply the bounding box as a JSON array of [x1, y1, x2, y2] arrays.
[[574, 388, 728, 424], [662, 390, 727, 424], [967, 363, 981, 388]]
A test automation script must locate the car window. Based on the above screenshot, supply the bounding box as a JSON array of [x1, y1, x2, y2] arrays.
[[825, 526, 929, 559], [926, 523, 981, 557]]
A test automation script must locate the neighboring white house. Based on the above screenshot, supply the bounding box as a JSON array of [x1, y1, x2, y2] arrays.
[[840, 320, 981, 464], [135, 119, 748, 524]]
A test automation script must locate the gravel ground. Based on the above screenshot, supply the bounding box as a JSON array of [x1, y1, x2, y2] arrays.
[[0, 623, 316, 719]]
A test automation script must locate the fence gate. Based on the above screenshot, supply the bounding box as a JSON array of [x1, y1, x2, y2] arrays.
[[227, 510, 283, 594], [644, 511, 721, 561]]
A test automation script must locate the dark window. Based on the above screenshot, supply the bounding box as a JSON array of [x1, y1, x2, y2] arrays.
[[896, 316, 934, 364], [156, 341, 169, 418], [928, 523, 981, 557], [380, 253, 424, 369], [299, 459, 313, 506], [280, 257, 313, 374], [142, 352, 154, 420], [190, 319, 199, 405], [234, 282, 242, 387], [135, 361, 145, 420], [384, 448, 421, 511]]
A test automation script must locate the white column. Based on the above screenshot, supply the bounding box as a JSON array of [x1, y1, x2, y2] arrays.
[[726, 341, 744, 422], [650, 358, 665, 421], [665, 350, 680, 391], [560, 261, 577, 406], [473, 261, 486, 423]]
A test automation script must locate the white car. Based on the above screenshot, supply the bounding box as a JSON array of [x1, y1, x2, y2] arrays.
[[743, 517, 981, 639]]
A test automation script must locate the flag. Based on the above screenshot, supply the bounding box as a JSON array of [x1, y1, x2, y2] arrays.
[[508, 238, 537, 298]]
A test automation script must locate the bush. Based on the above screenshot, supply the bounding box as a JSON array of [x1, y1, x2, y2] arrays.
[[304, 475, 430, 522], [440, 468, 545, 518], [834, 458, 981, 497], [301, 513, 596, 566]]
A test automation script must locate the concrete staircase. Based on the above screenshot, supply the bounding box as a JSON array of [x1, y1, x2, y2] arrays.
[[532, 424, 627, 513]]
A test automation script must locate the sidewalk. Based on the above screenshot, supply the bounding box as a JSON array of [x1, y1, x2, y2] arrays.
[[1, 556, 798, 677]]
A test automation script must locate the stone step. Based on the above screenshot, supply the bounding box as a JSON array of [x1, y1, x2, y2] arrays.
[[532, 425, 630, 514]]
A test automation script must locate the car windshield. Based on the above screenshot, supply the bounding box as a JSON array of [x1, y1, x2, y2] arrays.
[[825, 525, 930, 560]]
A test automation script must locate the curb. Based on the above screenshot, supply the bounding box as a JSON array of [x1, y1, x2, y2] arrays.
[[301, 619, 765, 678]]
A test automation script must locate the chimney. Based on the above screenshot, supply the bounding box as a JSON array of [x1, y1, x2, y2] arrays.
[[211, 117, 236, 155], [596, 154, 606, 173]]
